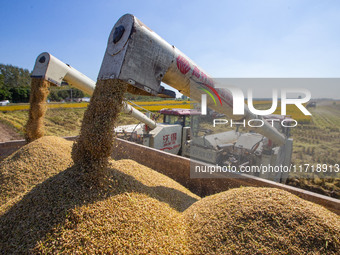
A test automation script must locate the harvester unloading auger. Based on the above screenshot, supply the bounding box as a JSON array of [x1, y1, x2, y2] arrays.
[[29, 14, 293, 183], [31, 52, 158, 130]]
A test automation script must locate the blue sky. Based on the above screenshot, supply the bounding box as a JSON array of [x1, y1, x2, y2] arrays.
[[1, 0, 339, 98]]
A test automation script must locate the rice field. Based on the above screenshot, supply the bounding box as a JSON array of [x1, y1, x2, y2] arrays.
[[0, 102, 89, 111], [0, 99, 312, 124], [252, 100, 312, 123], [287, 101, 340, 198], [128, 100, 192, 111], [0, 100, 192, 112]]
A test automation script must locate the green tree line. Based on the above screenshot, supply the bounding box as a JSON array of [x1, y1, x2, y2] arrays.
[[0, 64, 85, 103], [0, 64, 31, 102], [48, 86, 85, 102]]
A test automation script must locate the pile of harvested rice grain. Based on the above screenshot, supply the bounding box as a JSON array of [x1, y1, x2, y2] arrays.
[[72, 79, 127, 177], [1, 136, 339, 254], [0, 136, 73, 212], [0, 136, 199, 254], [35, 193, 189, 254], [110, 159, 200, 212], [184, 187, 340, 254], [25, 78, 50, 142]]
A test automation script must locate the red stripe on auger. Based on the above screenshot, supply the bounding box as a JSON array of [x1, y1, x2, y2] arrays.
[[176, 55, 191, 75]]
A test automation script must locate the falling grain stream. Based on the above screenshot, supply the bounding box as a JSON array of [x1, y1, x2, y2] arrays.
[[25, 78, 50, 142]]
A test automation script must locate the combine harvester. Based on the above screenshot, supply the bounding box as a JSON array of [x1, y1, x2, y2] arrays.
[[1, 13, 338, 214], [30, 14, 294, 184]]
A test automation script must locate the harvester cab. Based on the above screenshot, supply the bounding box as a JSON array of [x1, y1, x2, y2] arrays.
[[160, 108, 200, 127]]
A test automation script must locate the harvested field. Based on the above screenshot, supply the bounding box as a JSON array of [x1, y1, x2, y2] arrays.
[[184, 187, 340, 254], [25, 78, 51, 142], [0, 121, 23, 142], [0, 136, 199, 254]]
